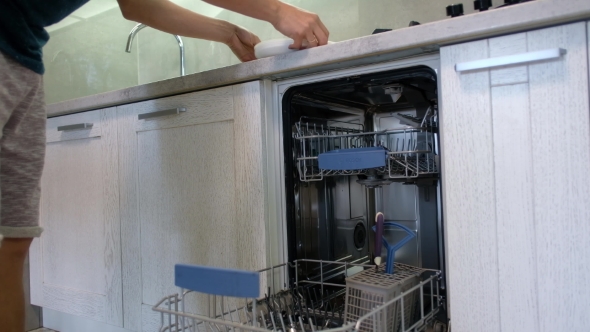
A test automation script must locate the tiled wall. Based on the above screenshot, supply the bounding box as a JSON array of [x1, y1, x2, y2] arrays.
[[44, 0, 478, 104]]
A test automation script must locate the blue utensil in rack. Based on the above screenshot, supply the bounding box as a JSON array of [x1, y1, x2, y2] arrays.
[[372, 222, 416, 274]]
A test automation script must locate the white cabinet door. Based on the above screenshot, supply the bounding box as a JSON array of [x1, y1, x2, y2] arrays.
[[117, 82, 267, 331], [441, 23, 590, 331], [30, 109, 122, 326], [440, 22, 590, 332]]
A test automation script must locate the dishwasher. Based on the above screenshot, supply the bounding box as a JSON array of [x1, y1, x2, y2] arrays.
[[154, 54, 448, 332]]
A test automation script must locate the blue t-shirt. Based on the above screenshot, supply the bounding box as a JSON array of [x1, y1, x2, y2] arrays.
[[0, 0, 89, 74]]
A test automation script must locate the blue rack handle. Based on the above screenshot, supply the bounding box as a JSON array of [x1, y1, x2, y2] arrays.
[[175, 264, 260, 298], [318, 146, 388, 171], [372, 222, 416, 274]]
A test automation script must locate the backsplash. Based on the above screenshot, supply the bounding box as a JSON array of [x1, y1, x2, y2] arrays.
[[43, 0, 478, 105]]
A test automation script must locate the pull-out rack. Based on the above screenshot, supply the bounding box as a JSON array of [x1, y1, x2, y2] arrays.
[[154, 260, 443, 332], [294, 112, 438, 182]]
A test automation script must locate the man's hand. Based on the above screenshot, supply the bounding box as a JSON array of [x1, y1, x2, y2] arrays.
[[203, 0, 330, 50], [225, 26, 261, 62], [271, 3, 329, 50]]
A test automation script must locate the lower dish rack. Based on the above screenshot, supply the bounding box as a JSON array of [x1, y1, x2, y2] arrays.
[[153, 259, 443, 332], [294, 115, 438, 182]]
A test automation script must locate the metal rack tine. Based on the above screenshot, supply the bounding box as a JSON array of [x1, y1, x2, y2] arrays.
[[309, 317, 317, 332], [260, 311, 268, 330], [306, 288, 314, 316], [313, 288, 321, 309], [269, 311, 277, 331], [298, 316, 306, 332], [226, 300, 234, 324], [242, 299, 251, 325], [278, 311, 287, 332]]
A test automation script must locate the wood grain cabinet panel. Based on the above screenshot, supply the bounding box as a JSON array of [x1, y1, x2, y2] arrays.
[[440, 22, 590, 332], [116, 82, 267, 331], [31, 82, 268, 332], [30, 108, 123, 327]]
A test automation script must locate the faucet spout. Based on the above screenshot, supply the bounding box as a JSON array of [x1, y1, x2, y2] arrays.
[[125, 23, 147, 53], [125, 23, 185, 77], [173, 34, 185, 77]]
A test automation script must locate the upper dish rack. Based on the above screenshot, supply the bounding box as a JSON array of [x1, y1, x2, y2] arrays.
[[294, 111, 438, 182]]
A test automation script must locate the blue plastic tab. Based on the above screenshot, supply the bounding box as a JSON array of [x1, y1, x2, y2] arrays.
[[175, 264, 260, 298], [318, 147, 387, 171]]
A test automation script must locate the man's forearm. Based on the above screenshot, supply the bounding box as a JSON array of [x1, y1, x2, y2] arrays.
[[203, 0, 329, 48], [117, 0, 328, 56], [117, 0, 236, 44]]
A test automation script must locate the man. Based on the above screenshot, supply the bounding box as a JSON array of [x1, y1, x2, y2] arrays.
[[0, 0, 329, 331]]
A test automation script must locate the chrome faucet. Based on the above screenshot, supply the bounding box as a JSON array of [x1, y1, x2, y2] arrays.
[[125, 23, 185, 77]]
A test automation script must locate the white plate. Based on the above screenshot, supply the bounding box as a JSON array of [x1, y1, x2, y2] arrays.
[[254, 38, 334, 59]]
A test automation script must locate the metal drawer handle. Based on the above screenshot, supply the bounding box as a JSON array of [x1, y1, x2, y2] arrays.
[[138, 107, 186, 120], [455, 48, 566, 72], [57, 123, 93, 131]]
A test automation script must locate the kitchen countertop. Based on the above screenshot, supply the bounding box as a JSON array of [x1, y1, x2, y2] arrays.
[[47, 0, 590, 117]]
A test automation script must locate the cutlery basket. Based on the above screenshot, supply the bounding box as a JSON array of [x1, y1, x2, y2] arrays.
[[344, 263, 423, 332]]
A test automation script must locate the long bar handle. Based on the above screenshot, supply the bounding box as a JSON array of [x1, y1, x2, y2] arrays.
[[138, 107, 186, 120], [57, 123, 93, 131], [455, 48, 566, 72]]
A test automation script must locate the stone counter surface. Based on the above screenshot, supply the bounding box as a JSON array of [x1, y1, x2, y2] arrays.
[[47, 0, 590, 117]]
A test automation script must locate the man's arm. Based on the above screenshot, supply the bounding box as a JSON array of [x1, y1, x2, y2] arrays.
[[117, 0, 260, 61], [116, 0, 330, 61], [202, 0, 329, 49]]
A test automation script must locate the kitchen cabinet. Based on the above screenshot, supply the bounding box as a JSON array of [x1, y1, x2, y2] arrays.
[[440, 22, 590, 332], [30, 82, 268, 332], [116, 82, 268, 331], [29, 109, 123, 326]]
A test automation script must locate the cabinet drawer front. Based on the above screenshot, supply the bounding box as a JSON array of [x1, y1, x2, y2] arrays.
[[46, 109, 102, 143], [117, 85, 235, 132]]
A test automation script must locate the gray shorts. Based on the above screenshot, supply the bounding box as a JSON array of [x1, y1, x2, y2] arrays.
[[0, 51, 45, 239]]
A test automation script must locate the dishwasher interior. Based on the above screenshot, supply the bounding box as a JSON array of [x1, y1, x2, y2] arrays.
[[280, 65, 447, 330]]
